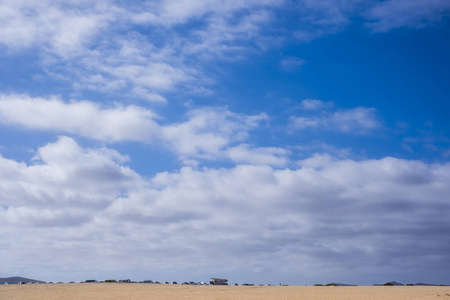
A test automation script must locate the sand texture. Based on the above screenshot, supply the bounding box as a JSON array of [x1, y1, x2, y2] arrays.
[[1, 283, 449, 300]]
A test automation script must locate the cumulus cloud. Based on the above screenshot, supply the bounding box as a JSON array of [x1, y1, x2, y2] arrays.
[[0, 94, 159, 142], [1, 139, 449, 283], [0, 136, 140, 211], [0, 94, 282, 165], [161, 107, 269, 163], [1, 0, 449, 285]]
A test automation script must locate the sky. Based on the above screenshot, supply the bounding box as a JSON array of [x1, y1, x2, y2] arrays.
[[0, 0, 450, 286]]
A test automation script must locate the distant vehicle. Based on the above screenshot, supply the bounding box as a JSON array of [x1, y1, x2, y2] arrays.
[[210, 278, 228, 285], [172, 281, 177, 284], [182, 282, 189, 285], [4, 282, 11, 285], [142, 280, 153, 283], [85, 280, 97, 283]]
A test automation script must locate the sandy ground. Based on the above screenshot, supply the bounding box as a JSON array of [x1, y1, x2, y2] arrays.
[[1, 283, 449, 300]]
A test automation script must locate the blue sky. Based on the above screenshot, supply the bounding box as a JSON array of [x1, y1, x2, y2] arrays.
[[1, 0, 450, 285]]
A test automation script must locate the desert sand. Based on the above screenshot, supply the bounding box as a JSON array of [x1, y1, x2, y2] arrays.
[[1, 283, 449, 300]]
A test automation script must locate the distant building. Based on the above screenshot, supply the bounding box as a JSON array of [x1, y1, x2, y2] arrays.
[[210, 278, 228, 285]]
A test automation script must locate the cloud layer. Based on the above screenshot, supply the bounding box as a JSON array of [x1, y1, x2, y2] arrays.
[[1, 139, 449, 283]]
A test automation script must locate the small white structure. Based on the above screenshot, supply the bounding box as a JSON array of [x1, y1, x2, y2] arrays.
[[210, 278, 228, 285]]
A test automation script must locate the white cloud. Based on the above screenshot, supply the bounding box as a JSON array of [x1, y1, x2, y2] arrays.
[[1, 0, 449, 284], [0, 0, 282, 101], [66, 35, 197, 101], [280, 57, 306, 72], [330, 107, 381, 133], [300, 99, 334, 111], [0, 95, 281, 165], [131, 87, 168, 104], [3, 0, 446, 107], [2, 0, 321, 105], [290, 106, 382, 134], [130, 0, 282, 26], [293, 0, 365, 42], [161, 107, 269, 163], [0, 0, 114, 57], [0, 136, 139, 210], [364, 0, 450, 32], [226, 144, 290, 166], [289, 116, 321, 129], [0, 94, 159, 142], [401, 126, 450, 157], [1, 140, 449, 283], [103, 62, 192, 91], [181, 10, 276, 60]]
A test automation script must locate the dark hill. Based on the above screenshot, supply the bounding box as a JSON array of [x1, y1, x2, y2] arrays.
[[0, 276, 46, 284], [373, 281, 405, 286]]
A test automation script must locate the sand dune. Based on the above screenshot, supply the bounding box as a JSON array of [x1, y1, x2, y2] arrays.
[[1, 283, 450, 300]]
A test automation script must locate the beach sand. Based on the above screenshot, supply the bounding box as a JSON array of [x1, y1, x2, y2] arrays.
[[1, 283, 449, 300]]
